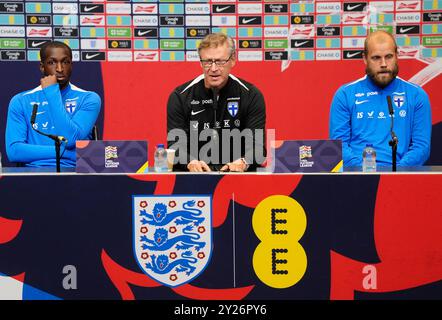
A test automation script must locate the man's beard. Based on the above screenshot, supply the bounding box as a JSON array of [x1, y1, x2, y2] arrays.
[[366, 64, 399, 88]]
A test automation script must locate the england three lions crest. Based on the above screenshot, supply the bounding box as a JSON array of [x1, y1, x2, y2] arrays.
[[133, 195, 212, 287]]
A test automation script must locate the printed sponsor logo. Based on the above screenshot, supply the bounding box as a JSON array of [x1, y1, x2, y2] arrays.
[[212, 5, 236, 14], [369, 25, 393, 33], [27, 27, 51, 37], [291, 15, 314, 24], [106, 3, 131, 15], [185, 4, 209, 15], [290, 26, 314, 37], [160, 16, 184, 26], [81, 51, 106, 61], [343, 2, 367, 11], [264, 27, 288, 37], [108, 40, 132, 50], [316, 2, 341, 13], [316, 49, 341, 60], [368, 1, 395, 12], [134, 28, 157, 38], [27, 15, 51, 25], [355, 99, 369, 105], [396, 1, 421, 11], [238, 3, 262, 14], [265, 39, 288, 49], [238, 50, 263, 61], [27, 39, 49, 48], [239, 39, 262, 49], [291, 39, 314, 48], [395, 13, 421, 23], [398, 47, 419, 58], [239, 16, 262, 25], [107, 28, 131, 38], [80, 4, 104, 14], [80, 15, 105, 26], [317, 26, 340, 36], [422, 36, 442, 46], [0, 50, 25, 61], [133, 16, 158, 27], [81, 39, 106, 50], [342, 14, 367, 24], [160, 39, 185, 50], [342, 37, 365, 48], [212, 16, 236, 26], [343, 50, 364, 59], [265, 4, 288, 13], [133, 4, 157, 14], [264, 51, 288, 61], [134, 51, 159, 62], [186, 51, 200, 61], [53, 3, 78, 14], [186, 28, 210, 38], [0, 2, 24, 13], [54, 27, 78, 38], [396, 25, 420, 34], [423, 12, 442, 22], [186, 15, 211, 26], [0, 26, 25, 37], [107, 51, 132, 62], [0, 38, 24, 49]]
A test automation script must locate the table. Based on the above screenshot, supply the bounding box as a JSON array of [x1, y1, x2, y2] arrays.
[[0, 170, 441, 300]]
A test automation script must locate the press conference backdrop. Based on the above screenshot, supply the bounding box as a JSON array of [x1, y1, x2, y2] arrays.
[[0, 0, 441, 166]]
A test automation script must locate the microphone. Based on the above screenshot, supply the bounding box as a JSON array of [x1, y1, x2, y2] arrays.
[[387, 95, 394, 116], [30, 103, 68, 143], [212, 87, 219, 129], [31, 103, 38, 125]]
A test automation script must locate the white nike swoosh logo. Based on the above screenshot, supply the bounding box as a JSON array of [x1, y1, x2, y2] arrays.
[[31, 41, 46, 47], [36, 111, 45, 115], [191, 109, 205, 116], [399, 26, 415, 33], [347, 4, 362, 10], [355, 99, 369, 105], [216, 6, 231, 13], [242, 18, 256, 24], [346, 52, 361, 58], [294, 41, 309, 47], [85, 53, 100, 59], [84, 6, 99, 12], [137, 30, 152, 36]]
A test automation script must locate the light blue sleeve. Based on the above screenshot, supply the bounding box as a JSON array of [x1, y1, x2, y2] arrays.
[[398, 88, 432, 166], [5, 93, 63, 163], [329, 86, 361, 167], [43, 84, 101, 149]]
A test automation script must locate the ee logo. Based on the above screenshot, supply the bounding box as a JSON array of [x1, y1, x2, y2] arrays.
[[252, 195, 307, 288]]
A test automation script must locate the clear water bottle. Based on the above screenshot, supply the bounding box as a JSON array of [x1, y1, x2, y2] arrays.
[[362, 144, 377, 172], [154, 144, 168, 172]]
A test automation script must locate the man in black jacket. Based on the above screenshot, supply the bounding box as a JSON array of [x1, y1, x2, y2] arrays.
[[167, 33, 266, 172]]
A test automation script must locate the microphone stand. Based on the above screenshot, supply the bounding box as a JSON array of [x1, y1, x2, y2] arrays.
[[31, 104, 67, 173], [387, 96, 398, 172]]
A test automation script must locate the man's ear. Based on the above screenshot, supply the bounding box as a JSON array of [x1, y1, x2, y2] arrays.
[[39, 62, 44, 74]]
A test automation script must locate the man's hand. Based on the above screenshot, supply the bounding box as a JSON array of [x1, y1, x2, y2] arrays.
[[40, 75, 57, 89], [220, 158, 248, 172], [187, 160, 212, 172]]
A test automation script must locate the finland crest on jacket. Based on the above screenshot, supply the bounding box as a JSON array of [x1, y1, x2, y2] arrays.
[[133, 195, 212, 287]]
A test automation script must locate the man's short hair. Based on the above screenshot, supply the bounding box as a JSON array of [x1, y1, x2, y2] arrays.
[[197, 33, 236, 57], [40, 41, 73, 62], [364, 30, 398, 56]]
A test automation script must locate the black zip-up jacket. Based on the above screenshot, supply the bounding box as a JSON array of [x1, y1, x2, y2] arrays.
[[167, 74, 266, 171]]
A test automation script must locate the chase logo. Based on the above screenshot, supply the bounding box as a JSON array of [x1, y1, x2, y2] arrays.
[[133, 196, 212, 287]]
